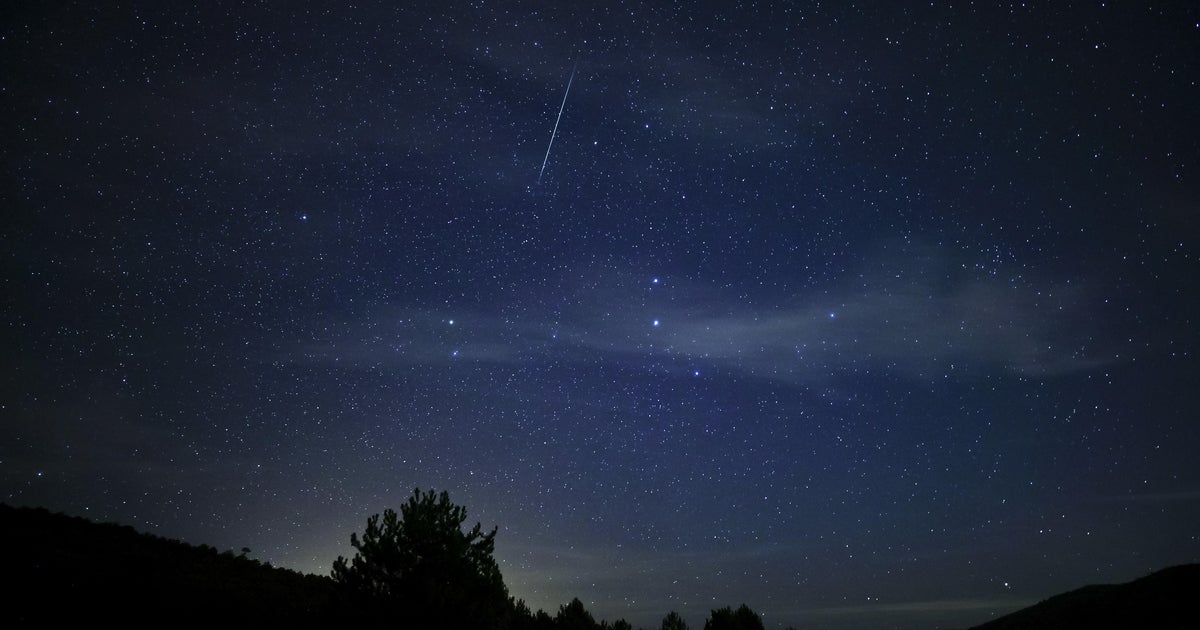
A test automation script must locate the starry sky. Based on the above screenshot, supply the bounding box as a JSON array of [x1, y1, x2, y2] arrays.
[[3, 2, 1198, 629]]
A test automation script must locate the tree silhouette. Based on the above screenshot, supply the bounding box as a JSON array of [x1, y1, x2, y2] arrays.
[[331, 488, 508, 628], [704, 604, 765, 630], [662, 610, 691, 630], [556, 597, 600, 630], [510, 597, 556, 630]]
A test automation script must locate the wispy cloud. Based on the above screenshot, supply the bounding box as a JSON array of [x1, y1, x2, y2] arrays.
[[277, 244, 1119, 386], [551, 253, 1116, 384]]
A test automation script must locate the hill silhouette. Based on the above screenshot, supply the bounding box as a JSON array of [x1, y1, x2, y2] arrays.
[[3, 504, 336, 626], [967, 564, 1200, 630], [6, 503, 1196, 629]]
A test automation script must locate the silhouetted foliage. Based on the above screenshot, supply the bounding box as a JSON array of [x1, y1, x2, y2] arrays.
[[555, 597, 601, 630], [704, 604, 764, 630], [662, 610, 691, 630], [606, 619, 634, 630], [331, 488, 508, 629], [534, 610, 557, 629], [510, 597, 557, 630]]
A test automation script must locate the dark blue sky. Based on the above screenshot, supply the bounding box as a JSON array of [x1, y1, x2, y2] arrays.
[[3, 2, 1198, 628]]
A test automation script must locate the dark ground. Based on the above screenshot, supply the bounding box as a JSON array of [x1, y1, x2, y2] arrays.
[[5, 503, 1196, 629]]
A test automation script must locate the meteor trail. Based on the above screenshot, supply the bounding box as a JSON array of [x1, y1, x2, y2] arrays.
[[537, 63, 576, 184]]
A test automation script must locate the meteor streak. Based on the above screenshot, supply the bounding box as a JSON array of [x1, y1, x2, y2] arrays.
[[537, 63, 576, 184]]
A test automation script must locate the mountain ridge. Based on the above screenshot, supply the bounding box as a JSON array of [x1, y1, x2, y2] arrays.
[[966, 563, 1199, 630]]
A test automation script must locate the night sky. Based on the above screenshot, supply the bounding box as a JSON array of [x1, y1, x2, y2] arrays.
[[3, 2, 1199, 629]]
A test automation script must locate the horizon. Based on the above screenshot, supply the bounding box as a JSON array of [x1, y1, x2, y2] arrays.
[[17, 500, 1180, 629]]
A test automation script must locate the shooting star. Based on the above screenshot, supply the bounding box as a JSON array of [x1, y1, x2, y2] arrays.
[[537, 63, 577, 184]]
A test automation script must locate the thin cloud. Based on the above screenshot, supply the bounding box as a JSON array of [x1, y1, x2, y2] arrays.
[[277, 247, 1120, 385], [564, 271, 1114, 383]]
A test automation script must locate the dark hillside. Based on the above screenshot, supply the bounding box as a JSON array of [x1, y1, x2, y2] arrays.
[[6, 502, 1196, 630], [3, 504, 335, 626], [968, 564, 1200, 630]]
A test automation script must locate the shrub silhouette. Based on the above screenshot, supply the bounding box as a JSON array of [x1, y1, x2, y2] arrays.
[[662, 610, 691, 630], [556, 597, 600, 630], [511, 597, 556, 630], [331, 488, 508, 628], [704, 604, 765, 630]]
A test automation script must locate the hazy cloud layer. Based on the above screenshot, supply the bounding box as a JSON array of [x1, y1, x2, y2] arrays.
[[283, 246, 1115, 385]]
